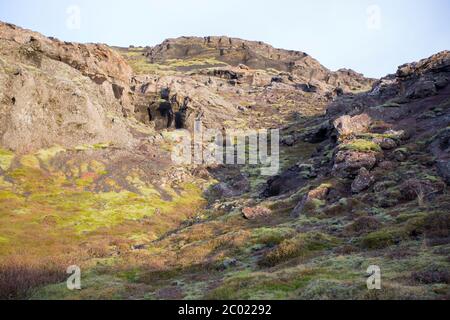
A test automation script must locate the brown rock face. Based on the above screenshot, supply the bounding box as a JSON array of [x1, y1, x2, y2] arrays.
[[0, 21, 377, 153], [144, 36, 374, 93], [0, 21, 136, 152], [0, 22, 132, 84]]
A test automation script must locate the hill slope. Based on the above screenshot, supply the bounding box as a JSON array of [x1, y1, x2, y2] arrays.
[[0, 21, 449, 300]]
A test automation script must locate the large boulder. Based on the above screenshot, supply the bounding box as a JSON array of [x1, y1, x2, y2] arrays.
[[333, 113, 372, 137], [351, 168, 375, 193], [332, 150, 378, 178], [373, 137, 398, 150], [242, 206, 272, 220]]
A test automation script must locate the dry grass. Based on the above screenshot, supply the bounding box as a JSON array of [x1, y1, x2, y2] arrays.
[[0, 255, 71, 300]]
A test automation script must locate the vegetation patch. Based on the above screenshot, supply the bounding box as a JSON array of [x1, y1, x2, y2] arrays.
[[35, 146, 65, 164], [360, 229, 405, 250], [0, 148, 14, 171], [251, 227, 296, 246], [339, 139, 382, 153], [258, 232, 339, 268]]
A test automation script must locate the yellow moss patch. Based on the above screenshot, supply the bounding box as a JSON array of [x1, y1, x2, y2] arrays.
[[0, 148, 14, 171], [35, 146, 65, 164], [20, 155, 40, 169], [0, 176, 12, 188], [0, 236, 9, 244], [340, 139, 382, 153], [51, 182, 206, 235], [74, 144, 90, 152], [93, 143, 111, 150], [89, 160, 107, 175], [0, 190, 21, 201]]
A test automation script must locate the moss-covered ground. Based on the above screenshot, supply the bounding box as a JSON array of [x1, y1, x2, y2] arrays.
[[1, 126, 445, 300]]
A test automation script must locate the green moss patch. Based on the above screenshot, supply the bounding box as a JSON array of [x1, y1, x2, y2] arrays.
[[340, 139, 382, 153]]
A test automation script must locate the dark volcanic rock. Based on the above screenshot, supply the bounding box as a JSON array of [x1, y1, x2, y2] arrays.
[[436, 160, 450, 185], [263, 166, 306, 197], [351, 167, 375, 193], [333, 151, 379, 178]]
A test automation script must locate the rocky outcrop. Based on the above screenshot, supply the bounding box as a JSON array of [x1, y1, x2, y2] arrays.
[[242, 206, 272, 220], [0, 21, 136, 152], [373, 137, 398, 150], [144, 36, 374, 94], [332, 150, 379, 178], [0, 22, 133, 95], [333, 113, 372, 137]]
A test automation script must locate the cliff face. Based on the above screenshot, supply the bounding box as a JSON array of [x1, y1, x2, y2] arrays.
[[0, 22, 140, 152]]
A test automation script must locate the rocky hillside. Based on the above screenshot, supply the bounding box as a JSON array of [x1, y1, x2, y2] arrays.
[[143, 36, 373, 96], [145, 36, 372, 91], [0, 21, 448, 300]]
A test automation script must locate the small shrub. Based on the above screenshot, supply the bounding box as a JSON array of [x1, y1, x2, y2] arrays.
[[0, 257, 67, 300], [322, 198, 364, 217], [258, 232, 338, 267], [251, 227, 295, 246], [344, 216, 381, 236], [403, 215, 427, 238], [424, 212, 450, 246], [360, 229, 404, 250], [412, 265, 450, 284]]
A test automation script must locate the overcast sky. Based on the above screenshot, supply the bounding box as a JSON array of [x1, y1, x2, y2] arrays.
[[1, 0, 449, 78]]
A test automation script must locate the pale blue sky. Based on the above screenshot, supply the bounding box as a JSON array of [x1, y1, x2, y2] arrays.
[[0, 0, 449, 78]]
